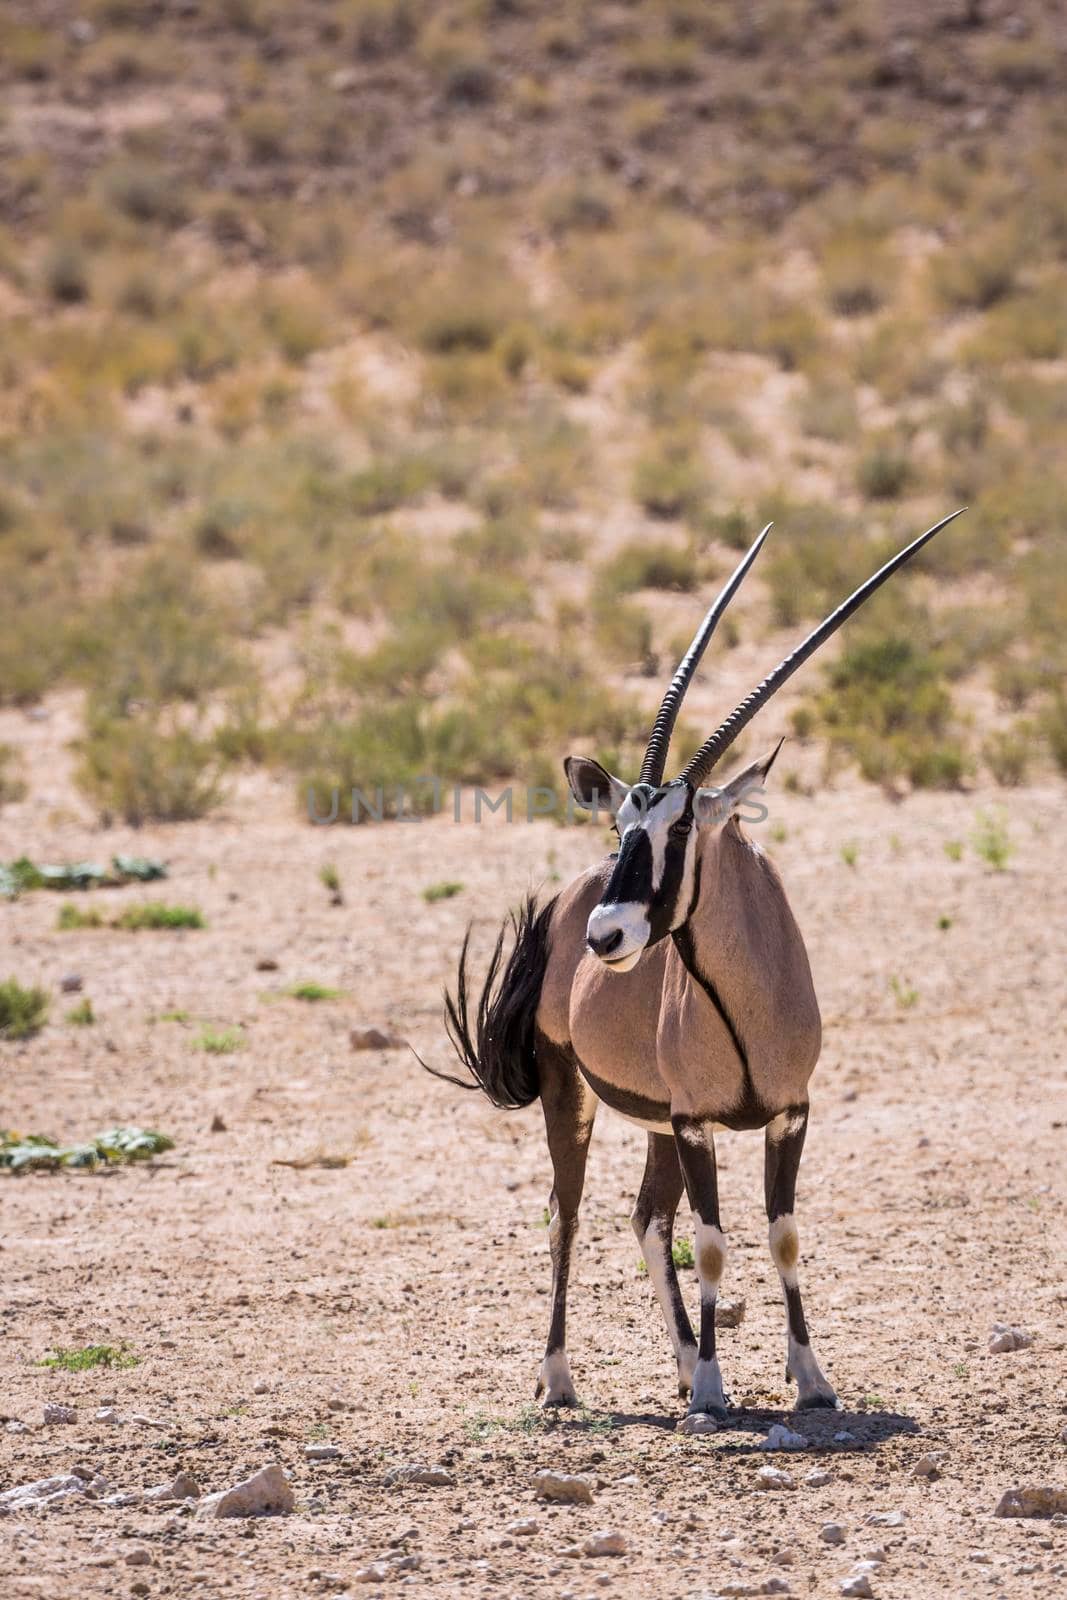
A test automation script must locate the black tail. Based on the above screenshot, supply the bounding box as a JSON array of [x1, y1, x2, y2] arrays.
[[423, 894, 557, 1109]]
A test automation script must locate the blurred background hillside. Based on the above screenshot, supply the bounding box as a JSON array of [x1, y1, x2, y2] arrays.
[[1, 0, 1065, 824]]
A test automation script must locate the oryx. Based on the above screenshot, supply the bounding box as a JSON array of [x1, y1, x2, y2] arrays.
[[430, 510, 963, 1423]]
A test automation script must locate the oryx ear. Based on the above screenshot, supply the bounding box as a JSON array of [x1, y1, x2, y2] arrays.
[[693, 739, 784, 826], [564, 756, 630, 818]]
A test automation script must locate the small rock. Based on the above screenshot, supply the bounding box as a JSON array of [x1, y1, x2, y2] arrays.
[[255, 957, 279, 971], [253, 1379, 270, 1395], [912, 1451, 945, 1479], [129, 1414, 168, 1429], [772, 1548, 795, 1567], [60, 973, 83, 993], [865, 1510, 904, 1527], [805, 1468, 832, 1486], [131, 1584, 150, 1598], [5, 1421, 28, 1435], [840, 1578, 874, 1599], [762, 1579, 792, 1595], [507, 1518, 538, 1535], [43, 1404, 77, 1425], [969, 1551, 992, 1563], [834, 1430, 856, 1443], [196, 1463, 293, 1519], [679, 1412, 720, 1435], [715, 1296, 746, 1328], [0, 1472, 108, 1511], [350, 1025, 407, 1051], [994, 1485, 1067, 1519], [758, 1423, 808, 1453], [820, 1523, 846, 1544], [1060, 1423, 1067, 1445], [210, 1113, 227, 1133], [582, 1530, 627, 1557], [533, 1470, 595, 1505], [385, 1464, 455, 1487], [95, 1407, 123, 1425], [305, 1445, 342, 1462], [144, 1470, 199, 1502], [330, 67, 359, 91], [988, 1324, 1033, 1353], [755, 1465, 795, 1491], [125, 1549, 152, 1567]]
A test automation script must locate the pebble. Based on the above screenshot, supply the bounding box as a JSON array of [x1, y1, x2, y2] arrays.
[[758, 1423, 808, 1452], [43, 1404, 77, 1425], [506, 1518, 538, 1536], [195, 1463, 293, 1519], [253, 1379, 270, 1395], [912, 1451, 945, 1479], [679, 1412, 720, 1435], [582, 1530, 627, 1557], [95, 1407, 123, 1425], [125, 1549, 152, 1567], [989, 1324, 1034, 1353], [969, 1551, 992, 1563], [755, 1465, 795, 1491], [5, 1421, 29, 1435], [533, 1470, 595, 1505], [820, 1523, 846, 1544], [995, 1486, 1067, 1518], [865, 1510, 904, 1527], [805, 1468, 832, 1486], [840, 1577, 874, 1599], [350, 1026, 407, 1051], [305, 1445, 342, 1461], [385, 1465, 455, 1488], [60, 973, 83, 993], [715, 1296, 746, 1328], [762, 1579, 792, 1594], [833, 1430, 856, 1444]]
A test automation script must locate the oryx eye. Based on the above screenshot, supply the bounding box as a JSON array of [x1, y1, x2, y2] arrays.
[[670, 818, 692, 839]]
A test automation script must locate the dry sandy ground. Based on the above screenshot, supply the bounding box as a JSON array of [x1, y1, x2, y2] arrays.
[[1, 743, 1065, 1600]]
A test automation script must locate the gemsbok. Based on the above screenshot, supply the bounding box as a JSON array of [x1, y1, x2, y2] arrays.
[[430, 510, 963, 1425]]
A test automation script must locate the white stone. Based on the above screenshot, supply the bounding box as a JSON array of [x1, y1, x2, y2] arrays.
[[679, 1412, 720, 1435], [988, 1325, 1033, 1353], [533, 1470, 594, 1505], [43, 1404, 77, 1425], [385, 1464, 455, 1487], [755, 1465, 795, 1491], [583, 1530, 628, 1556], [840, 1578, 874, 1599], [864, 1510, 904, 1527], [305, 1444, 342, 1461], [805, 1468, 832, 1486], [506, 1518, 538, 1535], [758, 1423, 809, 1452], [196, 1463, 293, 1519]]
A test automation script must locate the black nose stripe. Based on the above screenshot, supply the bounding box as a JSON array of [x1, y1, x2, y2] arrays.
[[602, 828, 652, 907], [588, 926, 624, 957]]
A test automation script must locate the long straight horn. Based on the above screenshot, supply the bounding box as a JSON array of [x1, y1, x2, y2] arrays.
[[638, 524, 772, 785], [681, 508, 966, 788]]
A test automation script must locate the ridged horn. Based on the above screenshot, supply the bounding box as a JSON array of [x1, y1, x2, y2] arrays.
[[638, 524, 772, 785], [681, 508, 966, 787]]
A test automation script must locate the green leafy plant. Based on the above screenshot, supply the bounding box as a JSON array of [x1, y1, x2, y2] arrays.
[[58, 903, 104, 930], [0, 979, 49, 1040], [971, 808, 1013, 872], [423, 881, 464, 903], [114, 903, 205, 930], [66, 998, 95, 1026], [39, 1343, 138, 1372], [194, 1026, 245, 1054], [1, 1127, 173, 1172], [840, 842, 859, 868], [889, 975, 919, 1010], [944, 839, 964, 863], [286, 981, 343, 1002]]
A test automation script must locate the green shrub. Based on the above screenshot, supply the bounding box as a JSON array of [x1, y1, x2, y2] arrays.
[[982, 726, 1031, 787], [971, 808, 1013, 872], [77, 720, 225, 825], [42, 240, 90, 304], [856, 438, 912, 500], [194, 1025, 244, 1053], [0, 979, 49, 1041], [114, 902, 205, 930], [632, 448, 707, 521], [931, 227, 1022, 311], [57, 903, 104, 931], [597, 540, 696, 596], [423, 881, 463, 903], [66, 999, 95, 1026]]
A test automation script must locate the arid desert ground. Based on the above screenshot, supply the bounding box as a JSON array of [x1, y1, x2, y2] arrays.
[[2, 727, 1064, 1600]]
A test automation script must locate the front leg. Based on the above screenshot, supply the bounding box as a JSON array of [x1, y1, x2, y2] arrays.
[[765, 1106, 838, 1411], [671, 1115, 729, 1420]]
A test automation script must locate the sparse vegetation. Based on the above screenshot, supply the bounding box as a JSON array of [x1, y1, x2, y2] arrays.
[[194, 1026, 245, 1054], [423, 881, 464, 903], [66, 999, 95, 1026], [0, 979, 50, 1041], [2, 1127, 173, 1172], [286, 982, 343, 1002], [39, 1344, 138, 1371], [889, 976, 919, 1011], [971, 808, 1013, 873], [114, 903, 206, 931]]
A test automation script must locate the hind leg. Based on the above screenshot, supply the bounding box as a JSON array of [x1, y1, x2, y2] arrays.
[[632, 1133, 698, 1397], [765, 1107, 837, 1411], [535, 1037, 597, 1407]]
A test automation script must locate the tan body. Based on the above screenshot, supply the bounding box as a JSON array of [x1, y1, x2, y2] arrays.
[[539, 820, 821, 1128]]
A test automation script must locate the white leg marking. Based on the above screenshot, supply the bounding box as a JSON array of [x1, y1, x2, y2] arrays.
[[537, 1350, 577, 1408], [687, 1220, 728, 1417], [688, 1356, 727, 1415]]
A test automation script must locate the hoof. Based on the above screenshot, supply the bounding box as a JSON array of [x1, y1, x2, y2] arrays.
[[795, 1390, 839, 1412], [539, 1390, 578, 1410], [686, 1402, 728, 1423]]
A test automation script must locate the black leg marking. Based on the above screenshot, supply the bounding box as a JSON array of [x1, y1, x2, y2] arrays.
[[764, 1105, 837, 1412], [632, 1133, 697, 1395], [672, 1116, 728, 1419]]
